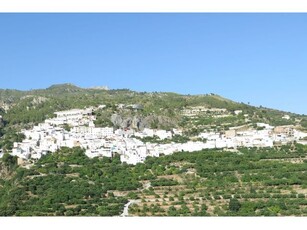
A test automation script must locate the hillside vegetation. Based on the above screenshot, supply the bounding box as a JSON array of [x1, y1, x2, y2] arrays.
[[0, 145, 307, 216], [0, 84, 305, 138], [1, 84, 307, 216]]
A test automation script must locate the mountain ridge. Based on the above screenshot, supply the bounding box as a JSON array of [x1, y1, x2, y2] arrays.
[[0, 83, 306, 137], [0, 83, 303, 116]]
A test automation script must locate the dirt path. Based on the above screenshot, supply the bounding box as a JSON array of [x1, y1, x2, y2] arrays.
[[235, 171, 243, 187]]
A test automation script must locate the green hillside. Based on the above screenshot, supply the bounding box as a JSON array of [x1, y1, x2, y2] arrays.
[[1, 145, 307, 216], [0, 83, 305, 129], [0, 84, 307, 216]]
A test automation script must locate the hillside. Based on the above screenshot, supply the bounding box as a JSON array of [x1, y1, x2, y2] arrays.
[[1, 84, 307, 216], [0, 83, 305, 127], [1, 145, 307, 216], [0, 84, 306, 151]]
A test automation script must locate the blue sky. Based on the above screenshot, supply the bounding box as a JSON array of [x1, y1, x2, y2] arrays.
[[0, 13, 306, 114]]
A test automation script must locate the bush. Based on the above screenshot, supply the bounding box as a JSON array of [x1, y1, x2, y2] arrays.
[[229, 198, 241, 212]]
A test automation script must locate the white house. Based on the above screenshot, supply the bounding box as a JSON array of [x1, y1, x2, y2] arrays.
[[282, 115, 290, 120], [143, 128, 155, 137], [172, 128, 183, 136], [155, 130, 172, 140], [100, 127, 114, 137], [234, 110, 243, 115]]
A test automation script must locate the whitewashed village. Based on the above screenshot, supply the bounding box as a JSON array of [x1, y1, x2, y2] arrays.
[[8, 105, 307, 165]]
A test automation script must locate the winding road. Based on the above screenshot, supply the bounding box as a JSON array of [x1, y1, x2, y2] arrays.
[[120, 200, 140, 217], [120, 181, 150, 217]]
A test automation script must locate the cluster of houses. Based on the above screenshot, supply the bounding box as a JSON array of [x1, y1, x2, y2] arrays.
[[7, 107, 307, 165], [198, 123, 307, 149]]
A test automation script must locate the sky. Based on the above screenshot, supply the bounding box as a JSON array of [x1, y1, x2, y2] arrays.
[[0, 13, 306, 114]]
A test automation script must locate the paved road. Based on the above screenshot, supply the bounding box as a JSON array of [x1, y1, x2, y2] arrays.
[[120, 200, 140, 217]]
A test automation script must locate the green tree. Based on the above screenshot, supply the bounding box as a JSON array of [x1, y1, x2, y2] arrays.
[[1, 153, 18, 169], [168, 206, 178, 216], [229, 198, 241, 212]]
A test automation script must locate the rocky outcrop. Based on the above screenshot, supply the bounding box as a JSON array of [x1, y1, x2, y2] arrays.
[[20, 96, 48, 105], [0, 163, 14, 180], [0, 102, 11, 112], [111, 114, 143, 130], [111, 114, 177, 130]]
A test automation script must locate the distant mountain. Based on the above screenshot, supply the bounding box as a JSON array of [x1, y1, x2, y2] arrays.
[[45, 83, 84, 93], [47, 83, 81, 90]]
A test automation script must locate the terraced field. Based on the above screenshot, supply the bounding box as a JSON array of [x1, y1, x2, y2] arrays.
[[1, 144, 307, 216], [126, 144, 307, 216]]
